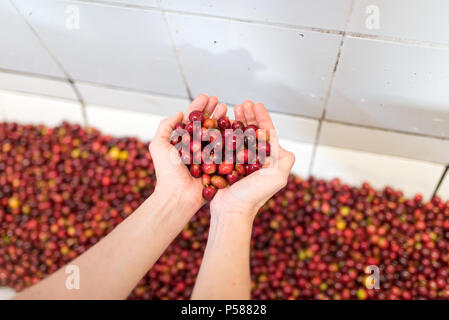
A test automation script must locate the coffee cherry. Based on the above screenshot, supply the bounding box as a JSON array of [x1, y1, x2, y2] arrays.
[[203, 118, 216, 129], [211, 175, 227, 189], [202, 185, 217, 200], [217, 117, 231, 130], [236, 148, 254, 164], [231, 121, 245, 130], [170, 135, 181, 146], [185, 122, 194, 135], [188, 110, 205, 124], [226, 171, 240, 185], [256, 128, 269, 142], [189, 164, 202, 178], [201, 163, 217, 175], [257, 142, 271, 157], [235, 163, 246, 176], [201, 173, 211, 186], [190, 140, 202, 153], [225, 134, 243, 151], [246, 163, 261, 175], [218, 163, 233, 175]]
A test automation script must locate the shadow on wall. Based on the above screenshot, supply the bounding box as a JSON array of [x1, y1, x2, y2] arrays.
[[177, 44, 325, 118]]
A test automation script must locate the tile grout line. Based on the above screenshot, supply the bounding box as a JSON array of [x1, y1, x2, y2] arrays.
[[0, 88, 80, 104], [74, 0, 449, 49], [345, 32, 449, 50], [323, 119, 449, 141], [69, 80, 89, 127], [308, 0, 355, 177], [0, 67, 66, 82], [0, 67, 190, 101], [1, 70, 449, 142], [314, 143, 448, 167], [432, 166, 449, 198], [1, 85, 448, 166], [9, 0, 89, 127], [75, 79, 190, 101], [157, 1, 193, 101], [72, 0, 342, 36], [74, 0, 160, 11]]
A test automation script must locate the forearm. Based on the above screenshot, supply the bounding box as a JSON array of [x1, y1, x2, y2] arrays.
[[192, 212, 255, 300], [15, 190, 197, 300]]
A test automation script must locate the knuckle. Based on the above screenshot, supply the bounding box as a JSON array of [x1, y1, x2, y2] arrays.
[[160, 118, 170, 127], [288, 152, 296, 164]]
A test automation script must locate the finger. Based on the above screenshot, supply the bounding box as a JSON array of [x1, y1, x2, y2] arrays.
[[212, 103, 228, 120], [254, 101, 278, 153], [258, 148, 294, 185], [234, 104, 246, 125], [254, 102, 275, 130], [253, 103, 281, 169], [154, 112, 184, 143], [243, 100, 257, 125], [183, 94, 209, 122], [204, 96, 218, 118], [277, 148, 296, 175], [261, 128, 281, 169]]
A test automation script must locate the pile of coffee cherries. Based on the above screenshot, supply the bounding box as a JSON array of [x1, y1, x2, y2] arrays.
[[0, 122, 155, 292], [170, 111, 271, 200], [1, 121, 449, 300]]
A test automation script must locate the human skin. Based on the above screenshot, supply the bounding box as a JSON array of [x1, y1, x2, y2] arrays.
[[192, 100, 295, 299], [13, 94, 226, 299], [14, 96, 294, 300]]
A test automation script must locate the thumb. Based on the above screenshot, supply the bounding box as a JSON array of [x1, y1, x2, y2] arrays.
[[153, 112, 184, 144]]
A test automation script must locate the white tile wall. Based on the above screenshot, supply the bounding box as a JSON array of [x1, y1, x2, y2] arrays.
[[161, 0, 352, 31], [325, 37, 449, 138], [85, 105, 164, 141], [105, 0, 158, 7], [77, 81, 319, 143], [0, 90, 84, 126], [279, 139, 313, 178], [311, 145, 445, 199], [167, 13, 341, 118], [0, 71, 77, 100], [13, 0, 187, 97], [0, 81, 447, 202], [0, 1, 64, 77], [437, 171, 449, 199], [319, 121, 449, 164], [0, 1, 448, 202], [84, 103, 314, 176], [271, 113, 318, 144], [76, 81, 190, 117], [348, 0, 449, 44]]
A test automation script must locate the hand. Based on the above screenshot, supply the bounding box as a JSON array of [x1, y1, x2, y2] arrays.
[[210, 100, 295, 223], [149, 94, 227, 213]]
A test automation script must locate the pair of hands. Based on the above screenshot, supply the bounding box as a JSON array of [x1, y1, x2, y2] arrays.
[[149, 94, 295, 224]]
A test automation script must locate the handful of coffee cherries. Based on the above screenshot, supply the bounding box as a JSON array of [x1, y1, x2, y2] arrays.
[[170, 110, 272, 200]]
